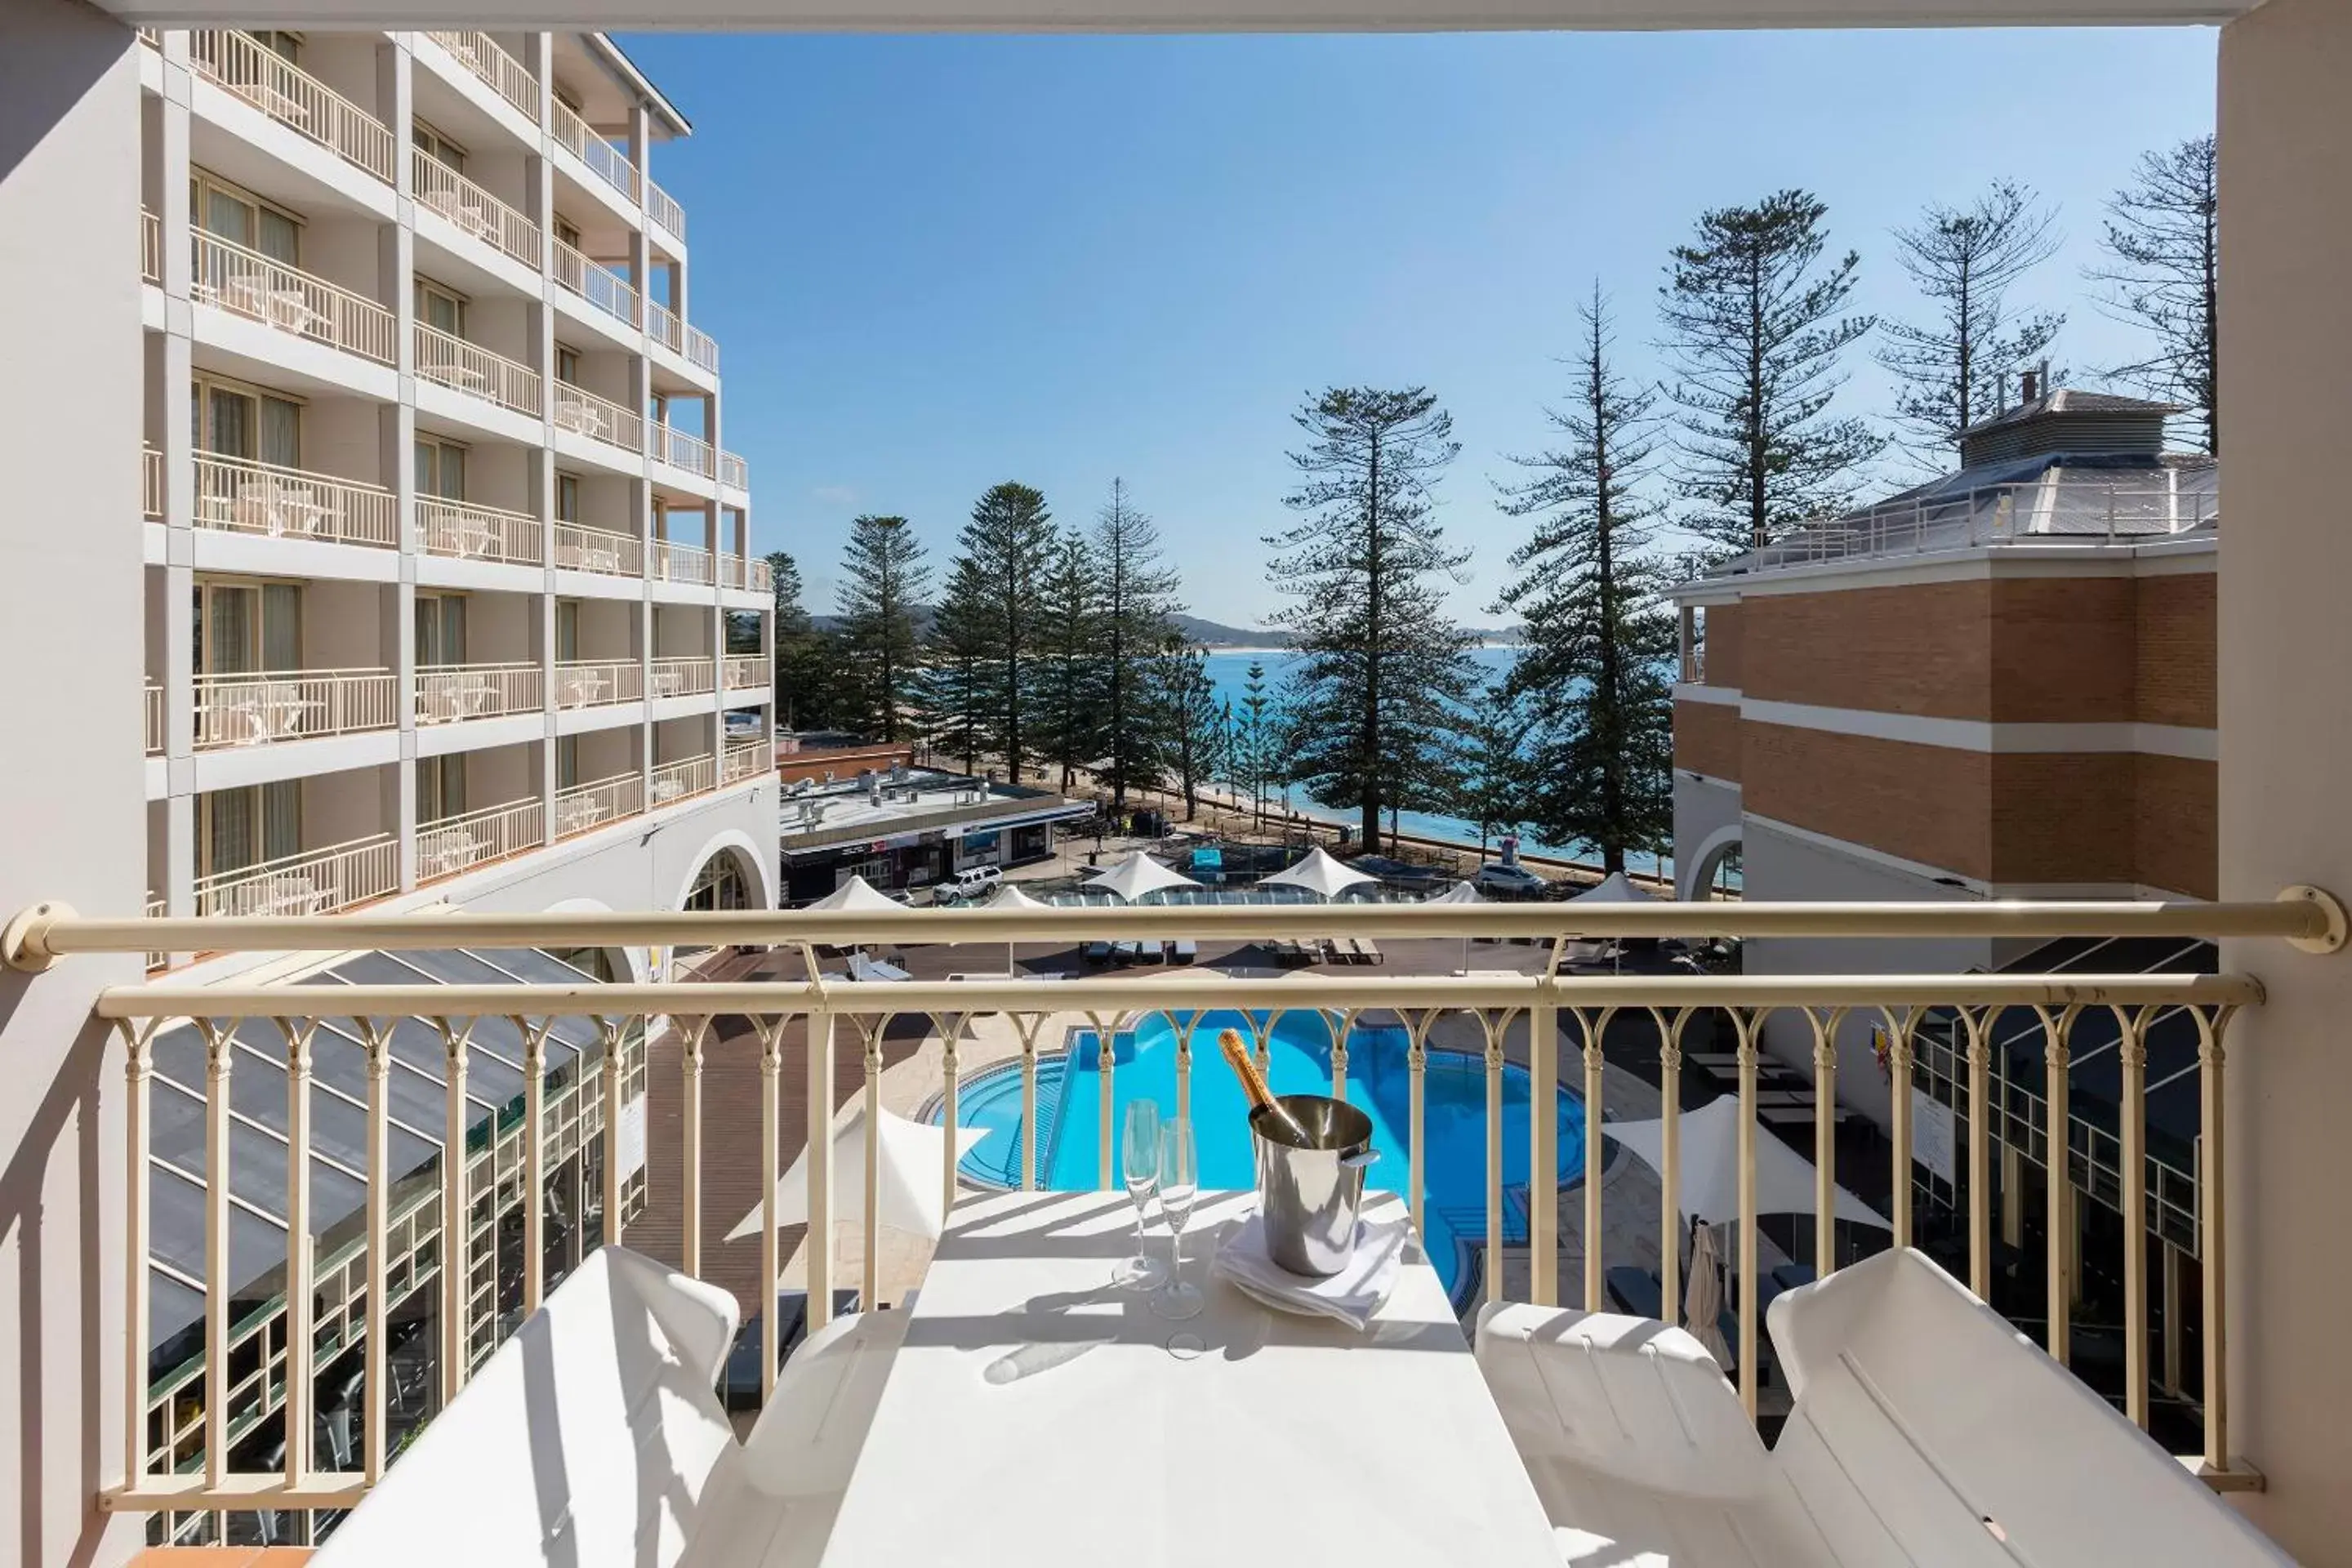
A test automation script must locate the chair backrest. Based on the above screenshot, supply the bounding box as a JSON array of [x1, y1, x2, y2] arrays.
[[1766, 1247, 2290, 1567], [316, 1246, 742, 1568]]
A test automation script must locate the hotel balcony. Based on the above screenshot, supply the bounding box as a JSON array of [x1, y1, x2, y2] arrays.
[[646, 176, 687, 242], [189, 828, 398, 915], [194, 452, 397, 548], [554, 380, 646, 456], [188, 29, 396, 185], [657, 422, 718, 481], [423, 29, 543, 122], [555, 657, 642, 709], [553, 520, 643, 577], [554, 236, 640, 331], [145, 681, 163, 755], [723, 653, 768, 692], [719, 735, 772, 782], [416, 661, 542, 724], [653, 535, 713, 586], [415, 323, 542, 418], [650, 750, 715, 804], [140, 208, 160, 285], [416, 495, 543, 566], [650, 653, 715, 699], [553, 767, 643, 837], [551, 96, 639, 203], [142, 444, 163, 519], [190, 230, 397, 367], [192, 666, 398, 749], [648, 299, 720, 376], [416, 794, 546, 881], [412, 149, 542, 271], [719, 448, 750, 492]]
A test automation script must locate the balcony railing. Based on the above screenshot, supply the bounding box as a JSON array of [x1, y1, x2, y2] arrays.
[[417, 796, 545, 881], [552, 520, 643, 577], [416, 660, 542, 724], [554, 768, 643, 837], [650, 653, 715, 698], [750, 556, 772, 593], [723, 653, 768, 691], [553, 383, 645, 456], [555, 657, 642, 708], [550, 97, 637, 200], [415, 322, 542, 417], [141, 207, 161, 283], [646, 298, 685, 356], [688, 327, 721, 376], [27, 893, 2338, 1524], [191, 230, 397, 365], [720, 737, 772, 782], [143, 445, 163, 519], [424, 30, 541, 122], [646, 177, 686, 238], [190, 30, 396, 183], [142, 893, 165, 972], [416, 495, 543, 566], [188, 830, 399, 916], [719, 449, 748, 490], [553, 237, 639, 328], [145, 682, 163, 755], [657, 425, 717, 480], [192, 667, 398, 747], [194, 452, 397, 547], [651, 752, 715, 805], [413, 149, 541, 270], [653, 537, 713, 586]]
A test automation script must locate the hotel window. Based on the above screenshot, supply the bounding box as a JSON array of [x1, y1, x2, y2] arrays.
[[555, 346, 582, 386], [415, 276, 467, 338], [555, 473, 581, 523], [413, 119, 467, 173], [193, 375, 301, 466], [415, 436, 468, 501], [554, 215, 581, 250], [555, 599, 580, 662], [557, 734, 580, 790], [190, 168, 301, 265], [200, 781, 301, 879], [415, 592, 467, 669], [243, 29, 301, 63], [193, 577, 301, 676], [418, 755, 467, 824]]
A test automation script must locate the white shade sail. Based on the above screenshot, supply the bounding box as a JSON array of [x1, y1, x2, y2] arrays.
[[1570, 871, 1657, 903], [982, 883, 1053, 911], [806, 874, 903, 913], [1082, 850, 1200, 902], [726, 1105, 988, 1243], [1606, 1095, 1890, 1231], [1424, 880, 1487, 904], [1258, 846, 1378, 901]]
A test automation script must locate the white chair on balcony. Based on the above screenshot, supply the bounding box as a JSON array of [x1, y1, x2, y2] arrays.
[[1476, 1246, 2290, 1567]]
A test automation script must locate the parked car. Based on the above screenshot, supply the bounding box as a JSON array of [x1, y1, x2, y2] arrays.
[[1472, 862, 1550, 898], [930, 865, 1004, 906]]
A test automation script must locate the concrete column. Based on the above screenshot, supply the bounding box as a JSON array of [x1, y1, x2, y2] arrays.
[[0, 7, 146, 1566], [2218, 0, 2352, 1550]]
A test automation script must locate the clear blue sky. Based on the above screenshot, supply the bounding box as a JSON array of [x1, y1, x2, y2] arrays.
[[616, 26, 2218, 627]]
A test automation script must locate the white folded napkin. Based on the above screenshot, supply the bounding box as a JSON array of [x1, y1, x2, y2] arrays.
[[1213, 1210, 1409, 1332]]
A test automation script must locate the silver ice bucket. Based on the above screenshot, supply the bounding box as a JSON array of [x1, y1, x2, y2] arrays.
[[1251, 1094, 1379, 1277]]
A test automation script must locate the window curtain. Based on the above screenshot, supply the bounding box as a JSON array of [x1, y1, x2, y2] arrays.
[[257, 208, 299, 266], [206, 787, 255, 875], [199, 584, 255, 675], [259, 396, 300, 469], [261, 780, 301, 862], [261, 583, 301, 672], [206, 388, 252, 459]]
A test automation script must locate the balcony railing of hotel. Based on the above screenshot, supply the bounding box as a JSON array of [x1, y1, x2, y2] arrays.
[[552, 520, 643, 577], [720, 737, 773, 782], [141, 893, 165, 972], [142, 445, 163, 519], [1726, 476, 2225, 574], [646, 298, 685, 356], [651, 752, 715, 805], [192, 667, 399, 748], [416, 796, 545, 882], [17, 893, 2340, 1526], [415, 323, 542, 418], [554, 657, 643, 708], [194, 452, 397, 547], [723, 653, 768, 690], [646, 177, 686, 239], [750, 555, 772, 593], [553, 237, 640, 329], [416, 661, 542, 724], [144, 682, 163, 755], [550, 97, 637, 202], [657, 424, 718, 480], [719, 448, 749, 490], [652, 537, 714, 586], [554, 768, 644, 838], [552, 382, 644, 455], [191, 230, 397, 366], [688, 327, 721, 375], [189, 29, 396, 185], [1680, 644, 1705, 684], [185, 829, 399, 917], [416, 495, 542, 566], [140, 207, 160, 284], [423, 30, 541, 122], [412, 149, 541, 270], [650, 653, 715, 699]]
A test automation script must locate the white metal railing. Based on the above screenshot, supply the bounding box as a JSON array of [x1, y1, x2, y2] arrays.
[[646, 299, 685, 356], [720, 738, 771, 782], [719, 449, 748, 491], [718, 554, 747, 590], [651, 753, 715, 805], [424, 31, 541, 122], [192, 667, 399, 748], [653, 537, 713, 586], [145, 683, 163, 755], [554, 657, 642, 708], [143, 893, 166, 973], [749, 556, 772, 593], [194, 452, 397, 547], [412, 149, 541, 270], [1722, 476, 2224, 577], [189, 831, 399, 917], [646, 178, 686, 238], [552, 521, 643, 577], [554, 769, 644, 837], [552, 383, 644, 455], [657, 425, 717, 479], [141, 207, 161, 284], [650, 654, 715, 698], [688, 328, 721, 376], [416, 796, 545, 881], [190, 230, 396, 365], [415, 323, 542, 417], [416, 661, 542, 724], [723, 653, 767, 691], [550, 98, 636, 200], [36, 893, 2341, 1519], [553, 237, 639, 329], [143, 446, 163, 520], [189, 30, 395, 184], [416, 495, 543, 566]]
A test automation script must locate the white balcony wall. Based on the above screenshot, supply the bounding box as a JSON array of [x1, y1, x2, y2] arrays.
[[463, 590, 538, 665], [301, 577, 394, 671], [305, 391, 390, 488]]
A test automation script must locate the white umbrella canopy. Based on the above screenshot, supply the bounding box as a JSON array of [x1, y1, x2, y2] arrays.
[[805, 873, 904, 913], [1083, 850, 1200, 902], [1606, 1095, 1891, 1232], [1684, 1219, 1734, 1366], [1570, 871, 1658, 903], [1424, 880, 1487, 904], [982, 883, 1053, 911], [726, 1105, 988, 1243], [1258, 845, 1379, 901]]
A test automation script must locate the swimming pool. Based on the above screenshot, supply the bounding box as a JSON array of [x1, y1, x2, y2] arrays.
[[935, 1009, 1585, 1304]]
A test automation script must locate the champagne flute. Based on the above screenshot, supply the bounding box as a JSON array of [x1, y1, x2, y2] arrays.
[[1154, 1117, 1205, 1327], [1112, 1098, 1167, 1290]]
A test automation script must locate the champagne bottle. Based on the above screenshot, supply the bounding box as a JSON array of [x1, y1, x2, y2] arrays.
[[1218, 1028, 1311, 1145]]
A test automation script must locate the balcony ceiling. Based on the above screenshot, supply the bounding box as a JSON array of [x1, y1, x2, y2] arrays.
[[104, 0, 2257, 29]]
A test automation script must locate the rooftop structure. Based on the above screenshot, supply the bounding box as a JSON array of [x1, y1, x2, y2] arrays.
[[778, 765, 1093, 902]]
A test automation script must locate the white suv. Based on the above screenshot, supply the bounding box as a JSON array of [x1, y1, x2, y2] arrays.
[[933, 865, 1003, 906], [1472, 862, 1550, 898]]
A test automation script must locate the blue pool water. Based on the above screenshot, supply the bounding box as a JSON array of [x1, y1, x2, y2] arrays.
[[937, 1009, 1585, 1303]]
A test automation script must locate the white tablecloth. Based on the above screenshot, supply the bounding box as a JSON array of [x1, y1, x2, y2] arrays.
[[815, 1187, 1559, 1568]]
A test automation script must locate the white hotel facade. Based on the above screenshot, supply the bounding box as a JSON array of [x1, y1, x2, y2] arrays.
[[131, 26, 781, 956]]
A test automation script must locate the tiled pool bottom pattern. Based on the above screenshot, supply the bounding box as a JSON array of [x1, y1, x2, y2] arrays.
[[934, 1009, 1587, 1306]]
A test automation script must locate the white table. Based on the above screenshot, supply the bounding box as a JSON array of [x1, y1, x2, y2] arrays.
[[814, 1187, 1560, 1568]]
